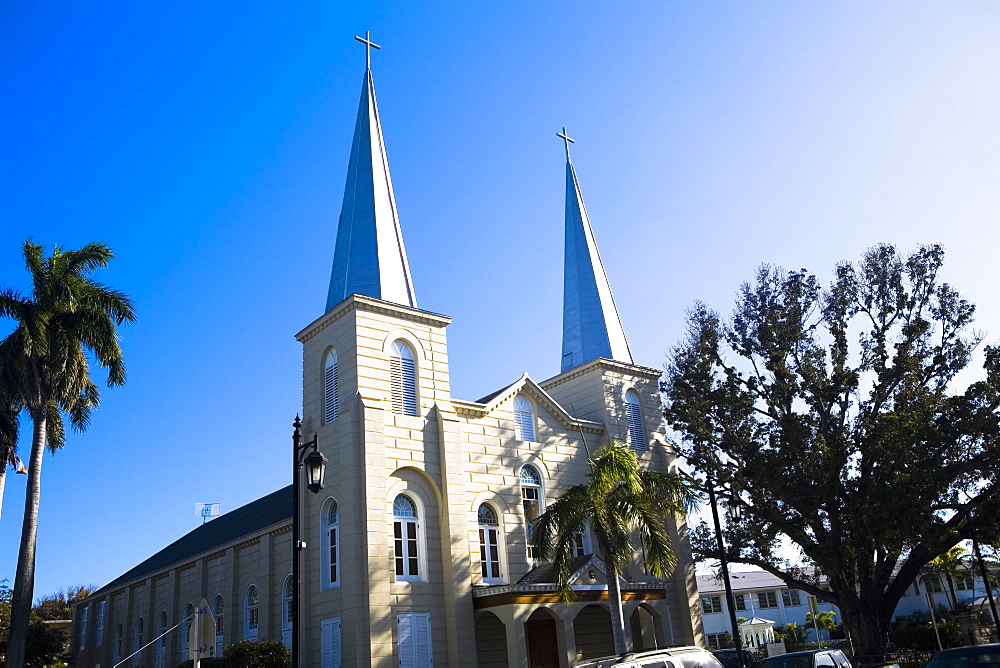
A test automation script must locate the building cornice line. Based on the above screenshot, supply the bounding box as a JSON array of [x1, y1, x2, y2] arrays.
[[297, 294, 452, 343]]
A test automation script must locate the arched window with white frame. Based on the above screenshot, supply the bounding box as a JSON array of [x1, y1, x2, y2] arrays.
[[213, 595, 224, 656], [132, 617, 144, 668], [513, 396, 536, 442], [113, 623, 123, 663], [155, 610, 167, 668], [324, 349, 339, 424], [520, 465, 543, 559], [244, 585, 259, 639], [321, 498, 340, 589], [282, 575, 293, 648], [393, 494, 421, 581], [478, 503, 503, 583], [626, 390, 646, 450], [182, 602, 193, 660], [390, 340, 417, 416]]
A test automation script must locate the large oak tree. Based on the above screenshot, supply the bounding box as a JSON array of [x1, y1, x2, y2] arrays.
[[662, 244, 1000, 656]]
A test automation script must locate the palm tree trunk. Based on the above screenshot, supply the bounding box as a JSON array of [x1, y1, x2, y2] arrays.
[[0, 460, 7, 519], [608, 566, 628, 655], [7, 412, 46, 668]]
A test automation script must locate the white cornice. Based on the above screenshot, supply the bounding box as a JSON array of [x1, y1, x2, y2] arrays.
[[296, 294, 452, 343]]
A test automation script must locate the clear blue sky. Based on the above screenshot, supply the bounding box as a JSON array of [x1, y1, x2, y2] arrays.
[[3, 2, 1000, 599]]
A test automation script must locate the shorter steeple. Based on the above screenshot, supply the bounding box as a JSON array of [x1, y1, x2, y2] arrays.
[[326, 32, 417, 312], [559, 128, 633, 373]]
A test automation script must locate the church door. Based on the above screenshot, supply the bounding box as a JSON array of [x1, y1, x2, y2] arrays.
[[398, 612, 432, 667], [526, 618, 559, 668]]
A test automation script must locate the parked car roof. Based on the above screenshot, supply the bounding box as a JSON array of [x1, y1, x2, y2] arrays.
[[924, 643, 1000, 667], [573, 645, 724, 668]]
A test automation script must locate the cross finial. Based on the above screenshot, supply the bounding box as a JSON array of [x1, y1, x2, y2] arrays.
[[355, 30, 381, 71], [557, 126, 575, 161]]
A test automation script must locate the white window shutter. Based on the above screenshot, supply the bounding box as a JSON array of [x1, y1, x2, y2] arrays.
[[397, 613, 431, 668], [321, 617, 341, 668], [324, 355, 339, 423], [414, 614, 432, 667], [626, 393, 645, 450]]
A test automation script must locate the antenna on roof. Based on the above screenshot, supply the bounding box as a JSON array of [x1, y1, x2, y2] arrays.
[[194, 503, 220, 524]]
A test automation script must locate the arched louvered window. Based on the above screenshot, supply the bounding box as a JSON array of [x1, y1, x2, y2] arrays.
[[390, 341, 417, 416], [213, 596, 224, 656], [324, 350, 339, 424], [244, 585, 259, 639], [393, 494, 421, 580], [626, 390, 646, 450], [520, 465, 543, 559], [321, 499, 340, 588], [478, 503, 502, 583], [513, 396, 536, 442]]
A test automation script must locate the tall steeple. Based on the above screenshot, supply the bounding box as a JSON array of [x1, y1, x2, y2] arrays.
[[326, 32, 417, 312], [558, 128, 633, 372]]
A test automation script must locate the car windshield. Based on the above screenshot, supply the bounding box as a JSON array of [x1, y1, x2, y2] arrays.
[[760, 656, 814, 668], [926, 648, 1000, 668], [716, 653, 750, 668]]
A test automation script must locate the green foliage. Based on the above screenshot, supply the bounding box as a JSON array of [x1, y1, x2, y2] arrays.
[[889, 620, 963, 651], [221, 639, 291, 667], [662, 244, 1000, 655], [31, 585, 94, 622]]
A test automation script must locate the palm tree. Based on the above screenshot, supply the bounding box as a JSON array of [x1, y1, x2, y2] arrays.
[[0, 240, 134, 667], [531, 440, 698, 654], [930, 546, 969, 610], [805, 610, 837, 646]]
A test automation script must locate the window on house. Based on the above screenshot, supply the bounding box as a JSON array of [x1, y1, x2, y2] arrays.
[[520, 465, 543, 559], [782, 589, 802, 606], [324, 350, 339, 424], [96, 601, 105, 648], [956, 575, 976, 590], [734, 594, 746, 610], [321, 617, 342, 668], [626, 390, 646, 450], [706, 633, 729, 650], [571, 530, 591, 558], [182, 603, 193, 659], [513, 396, 536, 442], [113, 623, 123, 663], [79, 605, 89, 650], [393, 494, 421, 580], [758, 591, 778, 608], [322, 499, 340, 588], [213, 596, 224, 656], [133, 617, 144, 668], [478, 503, 502, 583], [397, 612, 432, 668], [282, 576, 293, 649], [924, 576, 943, 593], [702, 596, 723, 614], [245, 586, 259, 638], [390, 341, 417, 416]]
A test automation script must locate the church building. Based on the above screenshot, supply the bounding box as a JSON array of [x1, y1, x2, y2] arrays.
[[71, 37, 704, 668]]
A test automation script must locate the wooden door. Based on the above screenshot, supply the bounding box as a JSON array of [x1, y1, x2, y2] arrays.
[[526, 618, 560, 668]]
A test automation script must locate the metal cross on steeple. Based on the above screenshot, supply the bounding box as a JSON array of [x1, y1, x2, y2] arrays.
[[557, 126, 575, 161], [355, 30, 381, 70]]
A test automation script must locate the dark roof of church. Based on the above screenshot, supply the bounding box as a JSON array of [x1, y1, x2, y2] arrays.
[[92, 486, 292, 596], [475, 381, 516, 405]]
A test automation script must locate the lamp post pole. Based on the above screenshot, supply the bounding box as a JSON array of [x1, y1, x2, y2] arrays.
[[292, 416, 327, 668], [707, 477, 746, 668]]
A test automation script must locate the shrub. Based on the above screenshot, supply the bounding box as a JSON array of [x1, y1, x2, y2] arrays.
[[222, 639, 291, 667]]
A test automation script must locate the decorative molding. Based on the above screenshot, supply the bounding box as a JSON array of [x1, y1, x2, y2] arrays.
[[152, 571, 170, 581], [270, 524, 293, 537], [205, 548, 228, 561], [129, 579, 147, 590], [471, 584, 666, 609], [296, 294, 452, 343], [540, 357, 661, 391], [234, 536, 261, 551], [455, 373, 604, 434], [176, 561, 198, 573]]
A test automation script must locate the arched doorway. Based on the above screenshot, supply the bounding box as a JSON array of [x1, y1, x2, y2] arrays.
[[475, 612, 509, 668], [573, 604, 614, 661], [526, 608, 560, 668], [629, 604, 659, 652]]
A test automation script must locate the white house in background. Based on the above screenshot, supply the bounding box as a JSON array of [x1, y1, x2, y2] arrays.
[[697, 571, 838, 649], [698, 566, 1000, 650]]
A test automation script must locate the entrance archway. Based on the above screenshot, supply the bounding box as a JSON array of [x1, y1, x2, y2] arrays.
[[573, 604, 614, 661], [475, 612, 508, 667], [629, 604, 659, 652], [526, 608, 560, 668]]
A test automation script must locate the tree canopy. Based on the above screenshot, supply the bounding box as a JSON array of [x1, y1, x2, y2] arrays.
[[662, 244, 1000, 655]]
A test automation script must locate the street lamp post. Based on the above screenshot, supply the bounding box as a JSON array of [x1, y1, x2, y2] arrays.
[[707, 477, 747, 668], [292, 415, 328, 668]]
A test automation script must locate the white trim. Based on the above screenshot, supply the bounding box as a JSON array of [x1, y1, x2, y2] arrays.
[[320, 497, 341, 589]]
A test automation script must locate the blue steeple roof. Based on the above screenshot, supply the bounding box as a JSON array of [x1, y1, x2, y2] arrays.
[[560, 138, 633, 372], [326, 64, 416, 312]]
